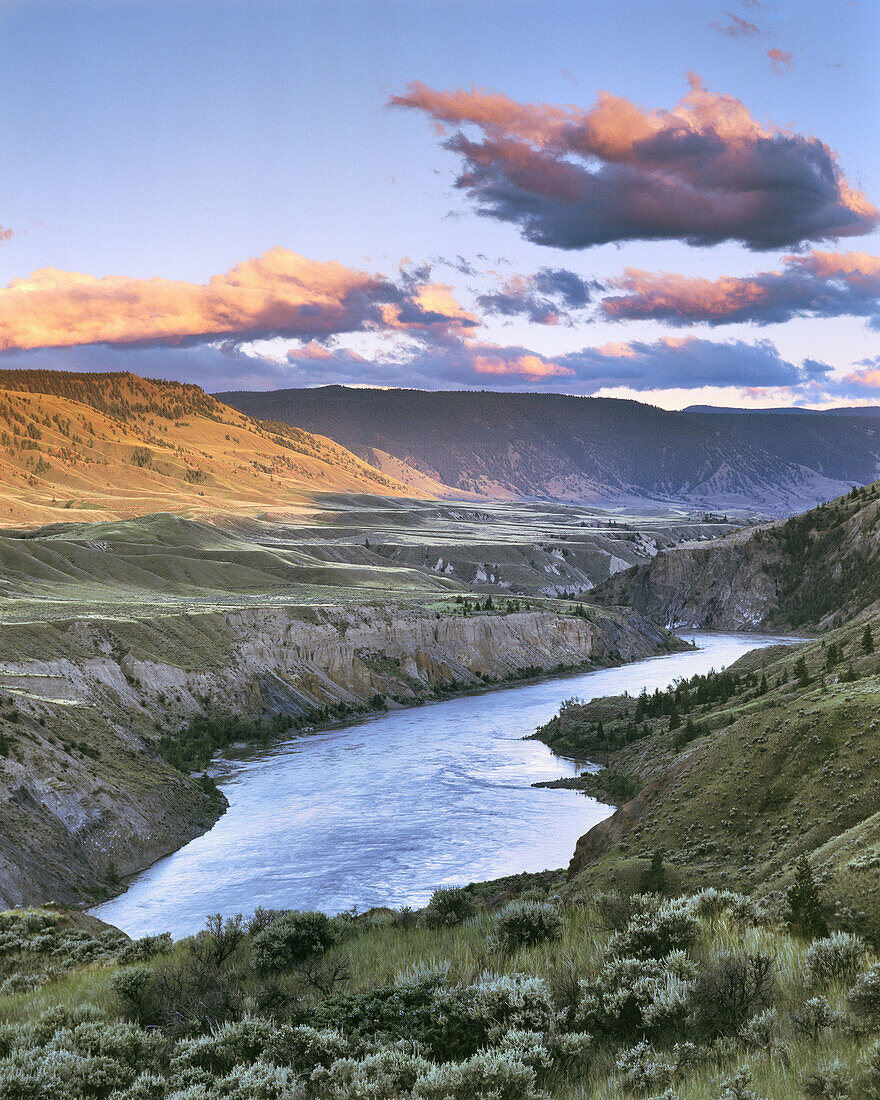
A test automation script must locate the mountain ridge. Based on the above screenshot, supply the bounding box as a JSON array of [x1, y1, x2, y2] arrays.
[[218, 385, 878, 515]]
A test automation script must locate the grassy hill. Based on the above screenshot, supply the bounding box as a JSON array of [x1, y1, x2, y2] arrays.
[[536, 595, 880, 944], [593, 482, 880, 631], [216, 385, 873, 515], [0, 370, 418, 525]]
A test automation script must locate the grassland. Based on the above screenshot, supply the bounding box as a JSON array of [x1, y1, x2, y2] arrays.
[[0, 883, 877, 1099]]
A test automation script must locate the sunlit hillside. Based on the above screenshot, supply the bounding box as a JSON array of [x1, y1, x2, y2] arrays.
[[0, 370, 419, 525]]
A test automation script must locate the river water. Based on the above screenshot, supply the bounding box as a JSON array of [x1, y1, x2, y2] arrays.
[[92, 632, 792, 938]]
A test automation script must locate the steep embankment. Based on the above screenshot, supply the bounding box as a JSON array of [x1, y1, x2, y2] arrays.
[[0, 370, 419, 525], [593, 481, 880, 630], [0, 603, 678, 908], [553, 621, 880, 939], [217, 385, 864, 514]]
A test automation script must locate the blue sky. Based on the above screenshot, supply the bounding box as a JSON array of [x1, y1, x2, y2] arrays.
[[0, 0, 878, 406]]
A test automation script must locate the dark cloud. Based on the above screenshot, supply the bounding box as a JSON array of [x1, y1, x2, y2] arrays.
[[601, 251, 880, 326], [390, 77, 878, 251], [477, 267, 599, 324]]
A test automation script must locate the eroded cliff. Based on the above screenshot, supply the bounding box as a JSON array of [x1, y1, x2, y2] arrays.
[[0, 603, 678, 907]]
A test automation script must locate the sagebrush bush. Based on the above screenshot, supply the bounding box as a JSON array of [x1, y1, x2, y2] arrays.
[[411, 1049, 543, 1100], [716, 1067, 767, 1100], [607, 901, 699, 960], [430, 973, 557, 1060], [309, 1047, 431, 1099], [250, 912, 335, 974], [848, 964, 880, 1026], [423, 888, 476, 929], [801, 1058, 854, 1100], [488, 901, 563, 954], [615, 1040, 675, 1091], [791, 996, 842, 1041], [574, 952, 695, 1040], [805, 932, 867, 986]]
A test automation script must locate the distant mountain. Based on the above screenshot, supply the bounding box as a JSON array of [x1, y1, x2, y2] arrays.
[[0, 371, 417, 525], [685, 404, 880, 417], [217, 386, 877, 515]]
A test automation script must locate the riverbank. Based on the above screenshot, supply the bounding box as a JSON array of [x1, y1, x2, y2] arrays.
[[89, 633, 779, 939], [0, 601, 680, 910]]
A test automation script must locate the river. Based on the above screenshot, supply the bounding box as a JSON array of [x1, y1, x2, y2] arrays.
[[91, 631, 793, 938]]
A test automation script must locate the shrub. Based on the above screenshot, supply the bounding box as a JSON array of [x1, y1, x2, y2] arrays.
[[801, 1058, 854, 1100], [593, 891, 661, 932], [111, 966, 154, 1019], [688, 889, 761, 926], [250, 911, 335, 974], [615, 1040, 675, 1091], [574, 953, 694, 1041], [412, 1049, 543, 1100], [489, 902, 563, 954], [423, 888, 476, 929], [739, 1007, 779, 1050], [118, 934, 173, 965], [608, 902, 699, 960], [805, 932, 867, 986], [309, 1047, 432, 1099], [847, 964, 880, 1027], [429, 974, 556, 1061], [791, 997, 842, 1042], [171, 1016, 280, 1079], [688, 953, 775, 1038], [863, 1041, 880, 1099], [717, 1068, 768, 1100]]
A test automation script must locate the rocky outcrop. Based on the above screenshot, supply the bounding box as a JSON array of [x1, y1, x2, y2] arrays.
[[592, 529, 780, 630], [0, 604, 679, 908]]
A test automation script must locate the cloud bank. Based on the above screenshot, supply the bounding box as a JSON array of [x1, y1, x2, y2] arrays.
[[601, 251, 880, 326], [0, 249, 474, 352], [390, 76, 878, 250]]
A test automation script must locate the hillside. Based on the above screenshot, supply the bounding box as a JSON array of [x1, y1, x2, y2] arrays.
[[216, 385, 874, 515], [593, 481, 880, 630], [0, 370, 419, 525], [536, 609, 880, 944]]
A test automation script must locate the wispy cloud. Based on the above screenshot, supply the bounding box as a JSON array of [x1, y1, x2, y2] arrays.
[[390, 76, 877, 251], [710, 12, 760, 37], [767, 47, 793, 72]]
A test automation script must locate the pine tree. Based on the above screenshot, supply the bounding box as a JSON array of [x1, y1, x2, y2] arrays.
[[784, 855, 828, 939], [639, 848, 667, 895], [794, 656, 810, 686], [863, 624, 875, 654]]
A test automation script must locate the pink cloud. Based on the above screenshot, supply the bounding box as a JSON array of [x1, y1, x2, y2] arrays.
[[391, 76, 876, 250]]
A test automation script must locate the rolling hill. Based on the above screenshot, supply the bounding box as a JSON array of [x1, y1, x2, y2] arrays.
[[217, 385, 876, 514], [0, 371, 420, 525]]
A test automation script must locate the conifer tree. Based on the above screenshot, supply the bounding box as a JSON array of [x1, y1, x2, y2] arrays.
[[639, 848, 667, 895], [785, 855, 828, 939], [863, 624, 875, 654]]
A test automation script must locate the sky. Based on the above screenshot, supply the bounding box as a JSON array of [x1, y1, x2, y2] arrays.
[[0, 0, 878, 409]]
